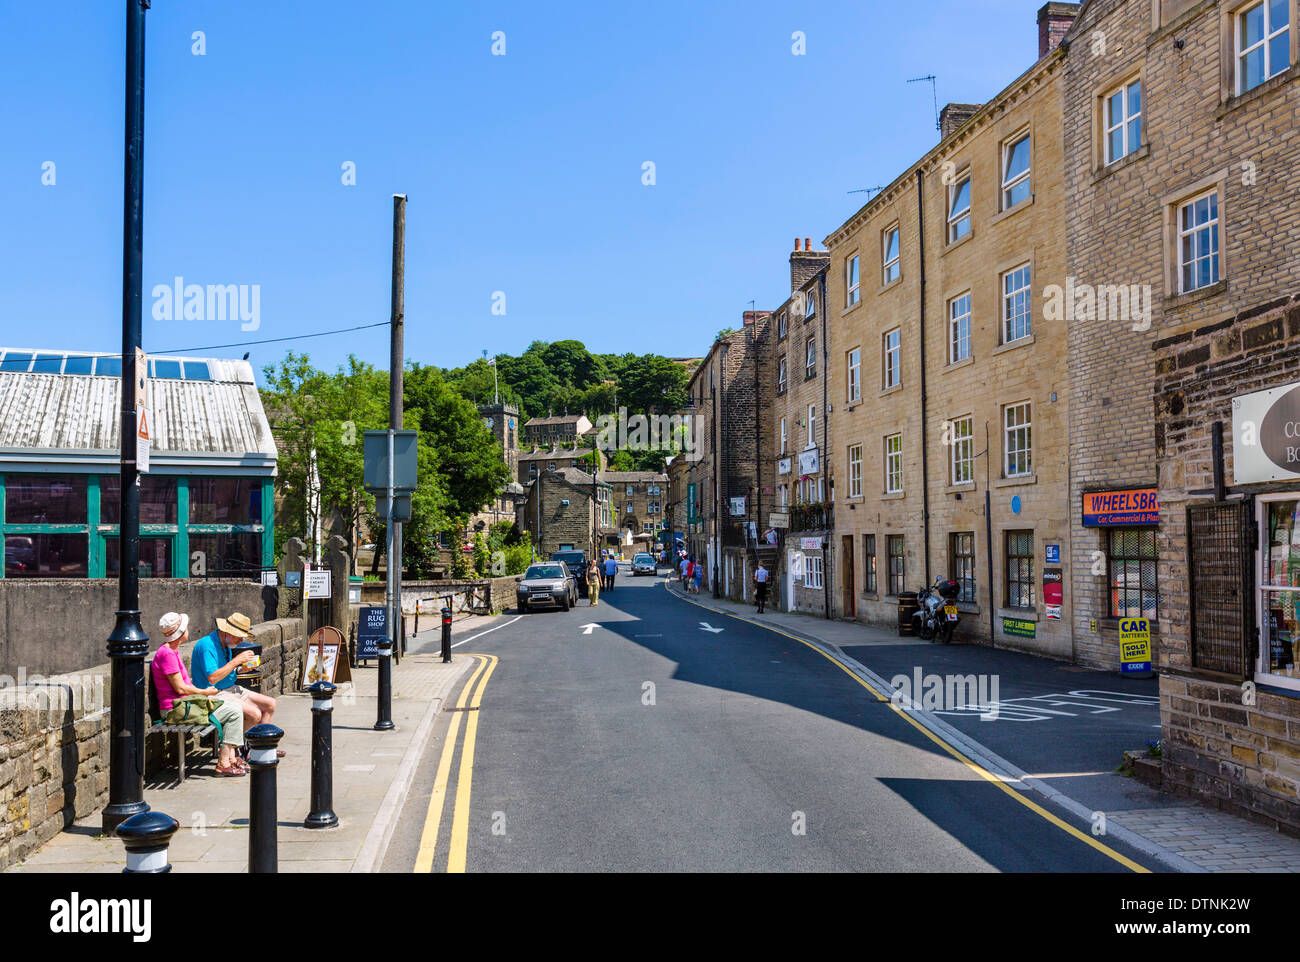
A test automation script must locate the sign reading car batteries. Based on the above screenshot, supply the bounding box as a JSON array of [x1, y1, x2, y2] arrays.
[[1233, 380, 1300, 483], [1119, 618, 1152, 674]]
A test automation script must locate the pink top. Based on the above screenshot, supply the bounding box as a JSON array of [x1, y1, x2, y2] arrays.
[[152, 643, 191, 713]]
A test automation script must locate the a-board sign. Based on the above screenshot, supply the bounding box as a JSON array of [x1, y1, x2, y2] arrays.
[[1119, 618, 1153, 674], [357, 605, 387, 660]]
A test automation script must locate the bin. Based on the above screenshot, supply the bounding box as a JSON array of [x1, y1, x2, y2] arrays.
[[897, 591, 919, 636]]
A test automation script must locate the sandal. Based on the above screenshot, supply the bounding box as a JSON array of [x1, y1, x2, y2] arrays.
[[214, 764, 245, 777]]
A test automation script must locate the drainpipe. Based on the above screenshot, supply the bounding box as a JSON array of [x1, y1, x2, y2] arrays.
[[821, 269, 831, 621], [917, 167, 932, 586]]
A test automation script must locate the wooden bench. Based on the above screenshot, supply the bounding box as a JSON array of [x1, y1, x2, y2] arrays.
[[147, 667, 219, 783]]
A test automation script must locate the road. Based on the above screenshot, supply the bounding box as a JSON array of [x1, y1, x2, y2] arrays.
[[384, 567, 1159, 872]]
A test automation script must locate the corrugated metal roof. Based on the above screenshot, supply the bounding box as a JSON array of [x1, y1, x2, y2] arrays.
[[0, 350, 276, 462]]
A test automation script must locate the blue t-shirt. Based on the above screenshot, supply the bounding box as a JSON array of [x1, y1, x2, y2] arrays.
[[190, 630, 235, 691], [604, 559, 616, 574]]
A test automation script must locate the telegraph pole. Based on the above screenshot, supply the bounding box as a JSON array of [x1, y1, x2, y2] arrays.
[[388, 194, 406, 663], [103, 0, 150, 834]]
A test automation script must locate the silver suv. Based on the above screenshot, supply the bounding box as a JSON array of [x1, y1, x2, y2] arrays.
[[516, 562, 577, 612]]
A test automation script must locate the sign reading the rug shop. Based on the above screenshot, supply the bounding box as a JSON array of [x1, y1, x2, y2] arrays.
[[357, 605, 387, 660], [1233, 381, 1300, 483], [1081, 488, 1159, 526], [1119, 618, 1152, 674], [1002, 617, 1036, 638]]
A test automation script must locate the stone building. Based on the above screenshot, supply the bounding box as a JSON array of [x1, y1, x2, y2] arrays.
[[767, 241, 833, 614], [517, 466, 612, 560], [516, 444, 605, 487], [684, 312, 772, 600], [1062, 0, 1300, 831], [824, 2, 1075, 656], [599, 470, 669, 549], [523, 413, 594, 448], [665, 454, 690, 556]]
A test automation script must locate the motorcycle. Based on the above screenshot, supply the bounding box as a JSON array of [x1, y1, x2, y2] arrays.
[[912, 576, 961, 643]]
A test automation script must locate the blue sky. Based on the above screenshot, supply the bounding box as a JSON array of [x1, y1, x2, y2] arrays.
[[1, 1, 1047, 383]]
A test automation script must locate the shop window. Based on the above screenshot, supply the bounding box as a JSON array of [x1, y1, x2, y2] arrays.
[[5, 534, 88, 578], [1107, 528, 1159, 619], [5, 474, 86, 524], [863, 534, 877, 594], [189, 532, 262, 577], [190, 477, 262, 524], [804, 554, 824, 590], [1262, 497, 1300, 683], [100, 475, 179, 525]]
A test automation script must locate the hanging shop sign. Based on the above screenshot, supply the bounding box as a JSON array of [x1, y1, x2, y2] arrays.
[[768, 512, 789, 528], [730, 496, 747, 516], [777, 457, 792, 476], [1081, 488, 1159, 526], [687, 483, 698, 524], [1233, 380, 1300, 483], [797, 448, 820, 475]]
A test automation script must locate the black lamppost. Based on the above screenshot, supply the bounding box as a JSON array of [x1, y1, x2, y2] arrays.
[[103, 0, 150, 835]]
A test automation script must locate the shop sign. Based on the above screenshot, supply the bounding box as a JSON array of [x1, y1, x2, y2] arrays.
[[768, 512, 789, 528], [1043, 568, 1062, 620], [798, 448, 820, 474], [1002, 617, 1036, 638], [800, 537, 822, 551], [1081, 488, 1159, 526], [1233, 381, 1300, 483], [729, 496, 747, 516], [687, 483, 697, 524], [1119, 618, 1152, 674], [777, 457, 792, 476]]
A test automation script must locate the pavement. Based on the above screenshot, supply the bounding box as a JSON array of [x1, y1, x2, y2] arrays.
[[669, 577, 1300, 873], [4, 611, 510, 874]]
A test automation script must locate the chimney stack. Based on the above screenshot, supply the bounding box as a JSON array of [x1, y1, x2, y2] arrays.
[[794, 238, 801, 251], [940, 103, 983, 139], [790, 236, 830, 292], [1037, 2, 1080, 58]]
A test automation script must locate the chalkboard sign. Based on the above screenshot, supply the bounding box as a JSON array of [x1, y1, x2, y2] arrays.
[[358, 605, 387, 660]]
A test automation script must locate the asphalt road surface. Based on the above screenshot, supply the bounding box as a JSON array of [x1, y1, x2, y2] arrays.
[[385, 566, 1160, 873]]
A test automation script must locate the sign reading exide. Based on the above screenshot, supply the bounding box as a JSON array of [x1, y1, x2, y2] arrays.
[[1234, 381, 1300, 483]]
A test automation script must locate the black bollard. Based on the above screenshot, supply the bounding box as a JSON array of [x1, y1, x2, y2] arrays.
[[304, 681, 338, 829], [117, 810, 179, 874], [246, 723, 284, 873], [440, 602, 452, 663], [374, 638, 395, 731]]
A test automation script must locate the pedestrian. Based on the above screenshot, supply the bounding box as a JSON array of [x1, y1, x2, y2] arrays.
[[190, 610, 282, 757], [679, 554, 689, 587], [754, 562, 769, 614], [603, 554, 617, 592], [586, 559, 601, 606], [693, 558, 703, 593], [154, 612, 246, 776]]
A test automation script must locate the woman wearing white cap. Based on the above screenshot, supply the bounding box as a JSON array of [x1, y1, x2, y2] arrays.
[[152, 612, 247, 776]]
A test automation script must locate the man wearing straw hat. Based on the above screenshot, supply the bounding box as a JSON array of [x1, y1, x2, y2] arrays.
[[190, 610, 281, 754]]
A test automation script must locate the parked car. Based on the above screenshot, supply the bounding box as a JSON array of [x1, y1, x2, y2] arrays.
[[632, 553, 657, 576], [516, 562, 577, 613], [550, 550, 589, 597]]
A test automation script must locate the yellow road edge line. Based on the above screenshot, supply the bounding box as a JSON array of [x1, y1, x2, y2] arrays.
[[412, 655, 489, 873], [670, 588, 1151, 874], [446, 654, 498, 874]]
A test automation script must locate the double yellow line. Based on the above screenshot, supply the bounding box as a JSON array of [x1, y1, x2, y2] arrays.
[[413, 653, 498, 873], [670, 582, 1150, 873]]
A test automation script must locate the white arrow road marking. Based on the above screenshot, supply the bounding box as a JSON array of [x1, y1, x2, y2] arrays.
[[580, 623, 599, 635], [699, 622, 724, 633]]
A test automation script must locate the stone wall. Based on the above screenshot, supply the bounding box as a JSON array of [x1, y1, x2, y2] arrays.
[[0, 615, 304, 872], [0, 578, 273, 677], [1161, 675, 1300, 835]]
